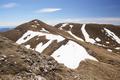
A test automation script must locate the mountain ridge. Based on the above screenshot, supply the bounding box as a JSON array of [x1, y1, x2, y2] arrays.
[[0, 19, 120, 80]]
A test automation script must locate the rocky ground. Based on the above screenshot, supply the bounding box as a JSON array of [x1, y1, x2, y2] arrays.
[[0, 35, 120, 80], [0, 35, 81, 80]]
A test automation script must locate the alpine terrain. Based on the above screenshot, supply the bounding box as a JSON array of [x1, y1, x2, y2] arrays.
[[0, 19, 120, 80]]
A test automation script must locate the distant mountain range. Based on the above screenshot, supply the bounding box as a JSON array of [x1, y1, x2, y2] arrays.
[[0, 27, 14, 32], [0, 19, 120, 80]]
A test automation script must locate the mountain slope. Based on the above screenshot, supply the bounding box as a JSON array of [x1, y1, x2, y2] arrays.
[[0, 34, 120, 80], [1, 19, 120, 70], [0, 35, 82, 80], [55, 23, 120, 54], [1, 19, 56, 41]]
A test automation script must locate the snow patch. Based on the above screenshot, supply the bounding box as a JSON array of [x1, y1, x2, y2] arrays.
[[81, 24, 96, 44], [59, 23, 68, 30], [51, 41, 98, 69], [40, 28, 49, 32], [16, 31, 38, 44], [61, 23, 68, 27], [67, 31, 84, 41], [35, 41, 52, 53], [16, 30, 64, 44], [104, 28, 120, 44], [95, 37, 101, 42], [69, 25, 73, 28]]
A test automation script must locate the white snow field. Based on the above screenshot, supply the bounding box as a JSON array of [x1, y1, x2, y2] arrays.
[[51, 41, 98, 69], [16, 30, 65, 44]]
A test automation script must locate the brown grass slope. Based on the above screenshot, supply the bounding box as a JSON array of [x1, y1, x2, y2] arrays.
[[0, 34, 120, 80], [52, 26, 120, 66], [0, 35, 82, 80], [0, 20, 120, 80], [51, 27, 120, 80]]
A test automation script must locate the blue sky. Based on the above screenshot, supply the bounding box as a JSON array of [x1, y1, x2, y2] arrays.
[[0, 0, 120, 27]]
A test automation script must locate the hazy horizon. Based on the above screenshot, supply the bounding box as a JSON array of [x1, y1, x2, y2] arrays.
[[0, 0, 120, 27]]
